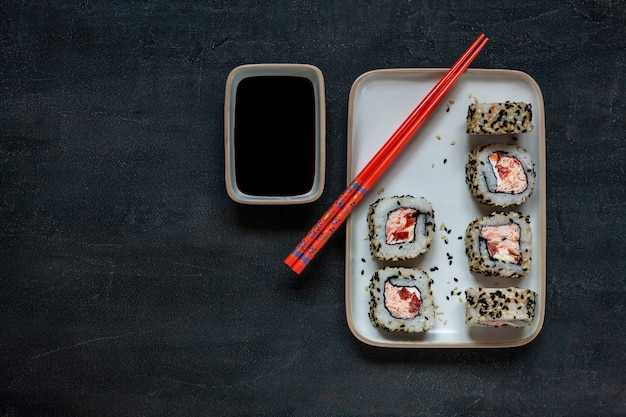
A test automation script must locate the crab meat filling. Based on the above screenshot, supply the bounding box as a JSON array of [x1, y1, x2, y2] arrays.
[[480, 223, 521, 264], [385, 207, 417, 245], [384, 281, 421, 320], [488, 151, 528, 194]]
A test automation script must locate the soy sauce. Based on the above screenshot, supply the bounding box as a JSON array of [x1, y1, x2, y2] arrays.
[[234, 76, 316, 196]]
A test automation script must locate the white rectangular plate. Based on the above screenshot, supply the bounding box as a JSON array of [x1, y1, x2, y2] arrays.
[[345, 69, 546, 348]]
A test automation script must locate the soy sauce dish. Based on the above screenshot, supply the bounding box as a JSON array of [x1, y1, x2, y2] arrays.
[[224, 64, 326, 205]]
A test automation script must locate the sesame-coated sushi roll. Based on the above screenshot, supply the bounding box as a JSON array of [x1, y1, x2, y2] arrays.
[[367, 195, 434, 262], [465, 143, 536, 207], [465, 212, 532, 278], [465, 287, 537, 328], [369, 267, 435, 333], [466, 101, 533, 135]]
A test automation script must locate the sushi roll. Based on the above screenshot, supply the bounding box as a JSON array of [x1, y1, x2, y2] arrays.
[[465, 287, 537, 327], [465, 143, 536, 207], [465, 212, 532, 278], [466, 101, 533, 135], [369, 266, 435, 333], [367, 195, 434, 262]]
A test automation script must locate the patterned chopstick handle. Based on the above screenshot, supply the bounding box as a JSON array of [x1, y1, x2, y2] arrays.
[[285, 180, 367, 274]]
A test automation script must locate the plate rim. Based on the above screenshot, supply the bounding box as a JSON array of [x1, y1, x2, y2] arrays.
[[344, 68, 546, 348]]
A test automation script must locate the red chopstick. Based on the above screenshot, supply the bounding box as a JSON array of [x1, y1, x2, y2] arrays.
[[285, 34, 488, 274]]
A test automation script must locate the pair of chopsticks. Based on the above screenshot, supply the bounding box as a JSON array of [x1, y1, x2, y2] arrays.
[[285, 34, 489, 275]]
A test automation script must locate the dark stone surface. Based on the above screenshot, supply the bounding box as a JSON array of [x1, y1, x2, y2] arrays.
[[1, 1, 624, 416]]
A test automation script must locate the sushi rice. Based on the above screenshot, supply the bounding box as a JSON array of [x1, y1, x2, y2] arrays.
[[367, 195, 435, 262], [465, 211, 532, 278], [466, 101, 533, 135], [369, 267, 435, 333], [465, 143, 536, 207], [465, 287, 537, 327]]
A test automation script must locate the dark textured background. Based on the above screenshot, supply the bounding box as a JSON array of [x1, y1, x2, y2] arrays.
[[1, 1, 625, 416]]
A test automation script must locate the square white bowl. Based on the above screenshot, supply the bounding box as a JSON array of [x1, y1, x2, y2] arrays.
[[224, 63, 325, 205]]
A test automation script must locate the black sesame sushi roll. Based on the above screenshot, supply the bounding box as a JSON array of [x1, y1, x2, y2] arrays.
[[465, 287, 537, 327], [465, 212, 532, 278], [466, 101, 533, 135], [369, 267, 435, 333], [367, 195, 435, 262], [465, 143, 536, 207]]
